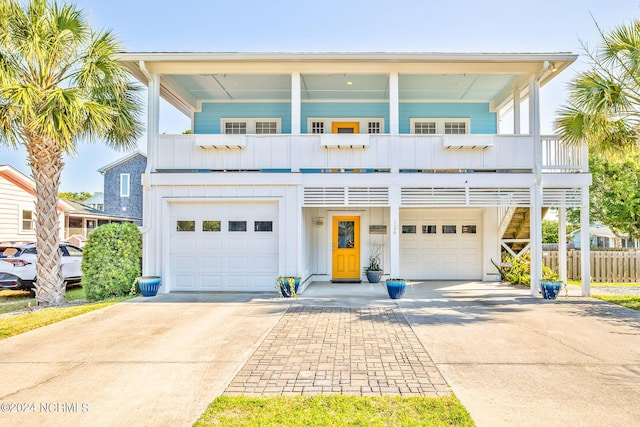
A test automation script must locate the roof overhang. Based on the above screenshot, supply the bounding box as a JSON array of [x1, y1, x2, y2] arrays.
[[118, 52, 577, 116]]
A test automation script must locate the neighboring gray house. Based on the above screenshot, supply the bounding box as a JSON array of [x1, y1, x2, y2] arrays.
[[98, 151, 146, 224]]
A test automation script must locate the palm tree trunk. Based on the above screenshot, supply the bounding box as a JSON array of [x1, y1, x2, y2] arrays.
[[26, 137, 66, 306]]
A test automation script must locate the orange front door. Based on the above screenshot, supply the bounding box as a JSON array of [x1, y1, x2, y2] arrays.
[[331, 122, 360, 134], [332, 216, 360, 280]]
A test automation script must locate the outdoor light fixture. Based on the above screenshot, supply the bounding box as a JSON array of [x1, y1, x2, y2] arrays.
[[315, 217, 325, 228]]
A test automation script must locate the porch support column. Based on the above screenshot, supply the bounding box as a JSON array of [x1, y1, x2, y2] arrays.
[[580, 187, 591, 296], [291, 72, 301, 134], [142, 67, 160, 276], [558, 207, 567, 283], [529, 75, 543, 296], [389, 72, 399, 135], [513, 88, 521, 134], [389, 186, 401, 277]]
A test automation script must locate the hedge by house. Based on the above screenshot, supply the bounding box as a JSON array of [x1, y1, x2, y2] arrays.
[[82, 222, 142, 300]]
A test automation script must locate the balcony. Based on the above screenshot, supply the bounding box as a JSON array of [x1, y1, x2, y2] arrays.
[[153, 134, 587, 174]]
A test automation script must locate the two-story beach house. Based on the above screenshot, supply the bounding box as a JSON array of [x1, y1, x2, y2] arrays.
[[119, 52, 592, 296]]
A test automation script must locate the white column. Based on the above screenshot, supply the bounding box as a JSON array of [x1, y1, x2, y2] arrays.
[[529, 75, 542, 296], [389, 186, 401, 277], [558, 207, 567, 283], [513, 88, 521, 134], [291, 72, 301, 134], [580, 187, 591, 296], [389, 72, 399, 135], [143, 71, 160, 277]]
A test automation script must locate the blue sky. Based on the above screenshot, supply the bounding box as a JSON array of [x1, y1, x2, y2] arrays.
[[2, 0, 639, 192]]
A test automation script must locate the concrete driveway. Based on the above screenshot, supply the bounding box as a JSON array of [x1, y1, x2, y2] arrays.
[[397, 281, 640, 427], [0, 293, 288, 427], [1, 282, 639, 426]]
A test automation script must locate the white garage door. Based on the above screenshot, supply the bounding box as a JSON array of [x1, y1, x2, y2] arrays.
[[168, 201, 278, 291], [400, 209, 482, 280]]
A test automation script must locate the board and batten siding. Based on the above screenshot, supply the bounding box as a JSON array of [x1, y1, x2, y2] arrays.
[[194, 102, 292, 134], [0, 175, 36, 242]]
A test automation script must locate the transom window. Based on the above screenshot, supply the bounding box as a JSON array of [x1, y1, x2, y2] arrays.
[[410, 118, 470, 134]]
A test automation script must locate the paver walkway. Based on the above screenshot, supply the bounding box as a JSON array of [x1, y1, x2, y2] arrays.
[[224, 305, 450, 396]]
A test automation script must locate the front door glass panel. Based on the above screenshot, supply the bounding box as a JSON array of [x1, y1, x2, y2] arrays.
[[338, 221, 355, 248]]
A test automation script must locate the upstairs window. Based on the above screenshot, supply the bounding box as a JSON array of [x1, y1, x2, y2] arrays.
[[410, 118, 470, 134], [367, 122, 381, 134], [311, 122, 325, 134], [120, 174, 130, 197], [222, 119, 280, 134]]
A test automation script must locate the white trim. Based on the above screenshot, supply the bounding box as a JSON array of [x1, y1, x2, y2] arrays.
[[221, 118, 282, 134], [410, 118, 470, 134], [18, 207, 35, 234], [120, 173, 130, 198]]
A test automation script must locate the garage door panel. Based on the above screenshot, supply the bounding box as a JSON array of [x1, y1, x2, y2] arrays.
[[169, 201, 278, 291], [400, 209, 482, 280]]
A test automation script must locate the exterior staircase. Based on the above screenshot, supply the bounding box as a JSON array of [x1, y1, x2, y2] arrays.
[[501, 207, 549, 254]]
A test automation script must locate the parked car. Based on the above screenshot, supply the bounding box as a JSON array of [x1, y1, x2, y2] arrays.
[[0, 242, 83, 295]]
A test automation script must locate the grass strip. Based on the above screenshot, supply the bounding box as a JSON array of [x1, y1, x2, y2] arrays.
[[0, 301, 117, 339], [567, 281, 640, 288], [194, 395, 474, 427], [592, 295, 640, 311]]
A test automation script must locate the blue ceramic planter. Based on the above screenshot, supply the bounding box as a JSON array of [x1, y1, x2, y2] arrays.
[[541, 280, 562, 300], [138, 276, 161, 297], [278, 277, 300, 297], [386, 279, 407, 299]]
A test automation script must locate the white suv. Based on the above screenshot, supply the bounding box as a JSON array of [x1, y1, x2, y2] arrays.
[[0, 242, 83, 294]]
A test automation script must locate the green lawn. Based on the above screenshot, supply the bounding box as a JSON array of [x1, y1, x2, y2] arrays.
[[0, 285, 86, 315], [0, 285, 131, 339], [567, 280, 640, 288], [592, 295, 640, 311], [194, 395, 474, 427]]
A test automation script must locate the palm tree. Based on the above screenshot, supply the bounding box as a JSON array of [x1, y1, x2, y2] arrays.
[[555, 19, 640, 153], [0, 0, 142, 306]]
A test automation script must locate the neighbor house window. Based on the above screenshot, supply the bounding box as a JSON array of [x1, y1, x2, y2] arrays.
[[21, 209, 35, 232], [411, 118, 470, 134], [120, 173, 130, 197]]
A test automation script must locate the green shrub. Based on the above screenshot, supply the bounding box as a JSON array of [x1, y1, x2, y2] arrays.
[[495, 252, 557, 287], [82, 222, 142, 300]]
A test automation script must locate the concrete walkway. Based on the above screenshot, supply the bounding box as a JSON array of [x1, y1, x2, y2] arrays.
[[0, 282, 639, 426]]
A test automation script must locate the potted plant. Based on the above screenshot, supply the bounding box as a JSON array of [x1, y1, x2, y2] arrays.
[[136, 276, 161, 297], [540, 267, 564, 300], [276, 276, 300, 298], [363, 242, 383, 283], [385, 278, 408, 299]]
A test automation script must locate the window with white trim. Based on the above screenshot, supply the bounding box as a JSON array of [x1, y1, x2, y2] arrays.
[[120, 174, 130, 197], [20, 209, 35, 232], [307, 118, 384, 134], [222, 118, 280, 134], [410, 118, 470, 134], [311, 121, 325, 134]]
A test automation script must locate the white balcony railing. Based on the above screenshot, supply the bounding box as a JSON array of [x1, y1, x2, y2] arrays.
[[153, 134, 587, 173]]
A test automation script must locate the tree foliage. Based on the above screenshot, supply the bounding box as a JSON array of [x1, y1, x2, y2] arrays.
[[59, 191, 93, 201], [82, 222, 141, 300], [0, 0, 142, 306], [555, 19, 640, 154]]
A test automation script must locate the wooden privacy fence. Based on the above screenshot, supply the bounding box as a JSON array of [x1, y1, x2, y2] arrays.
[[543, 249, 640, 283]]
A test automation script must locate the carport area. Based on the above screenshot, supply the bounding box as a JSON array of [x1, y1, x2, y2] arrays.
[[0, 282, 638, 426]]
